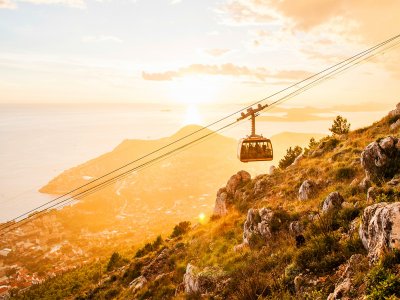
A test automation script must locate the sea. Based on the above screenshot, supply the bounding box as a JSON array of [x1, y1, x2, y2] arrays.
[[0, 103, 389, 222]]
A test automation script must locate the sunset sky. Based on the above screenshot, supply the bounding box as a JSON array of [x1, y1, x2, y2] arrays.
[[0, 0, 399, 109]]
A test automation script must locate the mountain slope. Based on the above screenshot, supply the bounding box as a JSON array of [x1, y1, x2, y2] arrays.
[[13, 102, 400, 300]]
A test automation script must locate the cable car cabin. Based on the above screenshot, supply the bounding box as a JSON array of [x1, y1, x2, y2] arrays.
[[238, 137, 273, 162]]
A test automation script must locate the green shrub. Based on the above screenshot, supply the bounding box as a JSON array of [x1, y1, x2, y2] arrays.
[[279, 146, 303, 169], [329, 115, 350, 135], [170, 221, 191, 238], [295, 234, 345, 274], [335, 167, 356, 181], [366, 265, 400, 300], [107, 252, 126, 271], [135, 235, 164, 258]]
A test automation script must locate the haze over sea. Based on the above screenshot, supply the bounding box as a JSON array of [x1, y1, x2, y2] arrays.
[[0, 103, 387, 222]]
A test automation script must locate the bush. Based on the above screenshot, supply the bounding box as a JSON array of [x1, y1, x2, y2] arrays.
[[279, 146, 303, 169], [329, 115, 350, 135], [170, 221, 191, 238], [107, 252, 126, 271], [388, 115, 400, 125], [295, 234, 345, 274], [366, 265, 400, 299], [135, 235, 163, 258], [335, 167, 356, 181]]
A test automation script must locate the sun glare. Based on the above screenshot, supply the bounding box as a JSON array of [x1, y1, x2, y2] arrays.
[[198, 212, 206, 224], [183, 105, 202, 125], [169, 77, 218, 104]]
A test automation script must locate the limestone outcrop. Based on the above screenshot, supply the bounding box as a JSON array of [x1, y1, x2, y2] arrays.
[[298, 180, 316, 201], [322, 192, 344, 212], [213, 170, 251, 217], [183, 264, 227, 296], [359, 202, 400, 262], [243, 207, 275, 245], [361, 136, 400, 183]]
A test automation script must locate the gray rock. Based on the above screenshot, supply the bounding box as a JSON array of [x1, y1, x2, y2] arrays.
[[183, 263, 226, 296], [322, 192, 344, 212], [243, 207, 275, 245], [388, 102, 400, 118], [213, 171, 251, 217], [390, 119, 400, 132], [359, 202, 400, 263], [361, 136, 400, 183], [269, 165, 276, 175], [253, 177, 270, 197], [213, 188, 228, 217], [226, 170, 251, 195], [298, 180, 316, 201], [289, 221, 304, 236], [129, 276, 147, 293], [292, 153, 304, 166]]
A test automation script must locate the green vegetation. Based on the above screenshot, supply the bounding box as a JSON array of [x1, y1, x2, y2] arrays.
[[278, 146, 303, 169], [329, 115, 351, 135], [170, 221, 191, 238]]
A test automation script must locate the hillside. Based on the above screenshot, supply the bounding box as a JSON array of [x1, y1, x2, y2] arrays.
[[15, 107, 400, 299]]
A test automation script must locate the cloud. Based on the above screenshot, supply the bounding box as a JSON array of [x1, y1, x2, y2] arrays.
[[203, 48, 231, 57], [82, 35, 123, 43], [257, 103, 392, 122], [0, 0, 16, 8], [142, 63, 312, 82], [218, 0, 276, 25], [5, 0, 86, 8]]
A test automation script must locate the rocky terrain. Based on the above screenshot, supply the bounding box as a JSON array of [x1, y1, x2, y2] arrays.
[[8, 103, 400, 299]]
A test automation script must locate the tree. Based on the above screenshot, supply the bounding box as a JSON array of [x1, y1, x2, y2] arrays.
[[278, 146, 303, 169], [170, 221, 191, 238], [304, 137, 318, 156], [329, 115, 350, 135]]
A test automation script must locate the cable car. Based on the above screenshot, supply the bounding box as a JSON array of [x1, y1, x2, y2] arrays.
[[238, 137, 273, 162], [237, 104, 274, 163]]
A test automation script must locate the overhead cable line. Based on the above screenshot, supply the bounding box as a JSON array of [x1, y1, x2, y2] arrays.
[[1, 34, 399, 234]]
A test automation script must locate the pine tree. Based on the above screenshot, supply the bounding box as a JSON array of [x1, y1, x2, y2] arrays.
[[329, 115, 350, 135]]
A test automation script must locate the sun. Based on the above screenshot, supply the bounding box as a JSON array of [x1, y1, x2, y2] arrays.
[[169, 77, 218, 105], [182, 105, 202, 125], [198, 212, 206, 224]]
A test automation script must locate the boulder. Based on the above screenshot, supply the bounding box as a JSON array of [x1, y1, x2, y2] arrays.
[[213, 171, 251, 217], [289, 221, 304, 236], [298, 180, 316, 201], [142, 248, 171, 279], [213, 188, 228, 217], [129, 276, 147, 293], [269, 165, 276, 175], [226, 170, 251, 195], [359, 202, 400, 262], [390, 119, 400, 132], [292, 154, 304, 166], [253, 177, 270, 197], [183, 264, 227, 296], [322, 192, 344, 212], [361, 136, 400, 183], [243, 207, 275, 245], [388, 102, 400, 118]]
